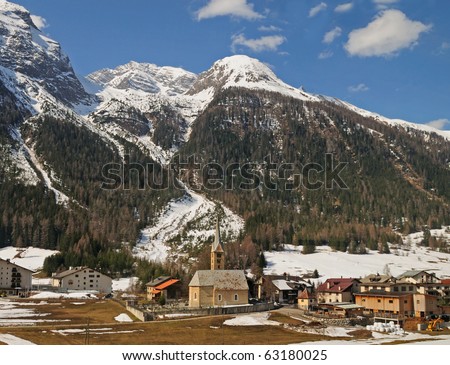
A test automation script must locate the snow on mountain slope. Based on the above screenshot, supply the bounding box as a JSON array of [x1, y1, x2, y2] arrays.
[[264, 227, 450, 282], [187, 55, 320, 103], [133, 188, 244, 262], [87, 61, 197, 97], [0, 0, 91, 110], [327, 97, 450, 141]]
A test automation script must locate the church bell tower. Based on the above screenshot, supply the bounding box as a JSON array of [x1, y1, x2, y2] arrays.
[[211, 217, 225, 270]]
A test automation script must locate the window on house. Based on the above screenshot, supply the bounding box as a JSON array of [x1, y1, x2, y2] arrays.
[[234, 294, 238, 301], [75, 275, 78, 278], [218, 294, 222, 301], [417, 300, 420, 304], [68, 280, 74, 285], [404, 300, 408, 304], [409, 286, 413, 291], [194, 292, 197, 300], [377, 299, 381, 303], [388, 300, 393, 304], [401, 287, 406, 291], [362, 299, 366, 302]]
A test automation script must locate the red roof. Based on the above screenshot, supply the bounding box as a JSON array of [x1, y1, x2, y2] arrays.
[[317, 278, 356, 293], [441, 279, 450, 285], [155, 278, 180, 290], [298, 289, 316, 299]]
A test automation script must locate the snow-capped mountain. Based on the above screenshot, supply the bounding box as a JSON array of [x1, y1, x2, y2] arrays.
[[187, 55, 320, 102], [0, 0, 91, 111], [87, 61, 197, 96]]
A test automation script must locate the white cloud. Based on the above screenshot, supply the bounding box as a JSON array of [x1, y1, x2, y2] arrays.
[[196, 0, 263, 20], [30, 15, 48, 30], [323, 26, 342, 44], [348, 83, 369, 92], [309, 2, 327, 18], [442, 41, 450, 50], [426, 119, 450, 130], [318, 50, 334, 59], [231, 33, 286, 52], [258, 25, 282, 32], [335, 3, 353, 13], [344, 10, 432, 57]]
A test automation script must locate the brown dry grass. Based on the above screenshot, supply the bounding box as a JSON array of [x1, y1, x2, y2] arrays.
[[0, 299, 336, 345], [269, 312, 306, 326], [1, 317, 332, 345]]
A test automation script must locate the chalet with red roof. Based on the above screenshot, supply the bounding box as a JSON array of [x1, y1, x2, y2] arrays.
[[317, 278, 359, 303], [298, 289, 317, 310], [146, 276, 182, 302]]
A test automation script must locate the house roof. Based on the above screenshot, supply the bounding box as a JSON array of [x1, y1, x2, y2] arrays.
[[298, 289, 316, 299], [272, 280, 294, 291], [52, 267, 86, 279], [360, 274, 394, 284], [0, 258, 34, 273], [397, 270, 434, 279], [189, 270, 248, 291], [155, 278, 180, 290], [146, 276, 171, 287], [441, 279, 450, 285], [317, 278, 356, 293]]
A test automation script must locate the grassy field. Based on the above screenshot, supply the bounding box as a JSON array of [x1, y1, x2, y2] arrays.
[[0, 298, 345, 345]]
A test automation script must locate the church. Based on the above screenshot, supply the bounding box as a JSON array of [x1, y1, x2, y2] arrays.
[[188, 218, 249, 308]]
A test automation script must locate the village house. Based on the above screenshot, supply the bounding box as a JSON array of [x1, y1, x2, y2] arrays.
[[52, 267, 112, 294], [255, 274, 311, 303], [0, 258, 33, 295], [355, 271, 443, 319], [317, 278, 359, 303], [188, 217, 249, 308], [298, 289, 317, 311], [146, 276, 182, 302]]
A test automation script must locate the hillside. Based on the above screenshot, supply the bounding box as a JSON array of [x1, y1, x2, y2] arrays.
[[0, 1, 448, 275]]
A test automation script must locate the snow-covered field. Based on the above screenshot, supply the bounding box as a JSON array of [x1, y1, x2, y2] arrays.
[[0, 246, 59, 271], [264, 228, 450, 281], [29, 292, 98, 300], [0, 333, 35, 345], [112, 277, 138, 292], [134, 188, 244, 262]]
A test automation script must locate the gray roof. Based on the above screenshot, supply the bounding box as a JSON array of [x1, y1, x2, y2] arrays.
[[53, 267, 89, 279], [189, 270, 248, 291], [360, 274, 393, 284], [397, 270, 430, 279], [212, 217, 224, 252], [146, 276, 171, 287]]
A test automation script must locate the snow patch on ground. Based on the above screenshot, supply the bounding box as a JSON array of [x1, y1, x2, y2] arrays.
[[112, 277, 139, 292], [114, 313, 133, 323], [0, 246, 59, 271], [223, 312, 280, 327], [0, 334, 35, 345], [29, 292, 98, 300]]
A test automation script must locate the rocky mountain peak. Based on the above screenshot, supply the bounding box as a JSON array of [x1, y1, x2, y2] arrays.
[[0, 0, 90, 109]]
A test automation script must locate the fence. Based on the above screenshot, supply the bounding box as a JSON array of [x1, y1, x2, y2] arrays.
[[126, 302, 275, 322]]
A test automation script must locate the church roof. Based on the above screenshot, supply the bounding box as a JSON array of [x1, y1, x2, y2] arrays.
[[189, 270, 248, 291]]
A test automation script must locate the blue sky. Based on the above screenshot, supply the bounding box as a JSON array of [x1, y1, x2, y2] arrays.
[[14, 0, 450, 129]]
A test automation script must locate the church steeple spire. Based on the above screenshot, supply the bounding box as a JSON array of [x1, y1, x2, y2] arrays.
[[211, 216, 225, 270]]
